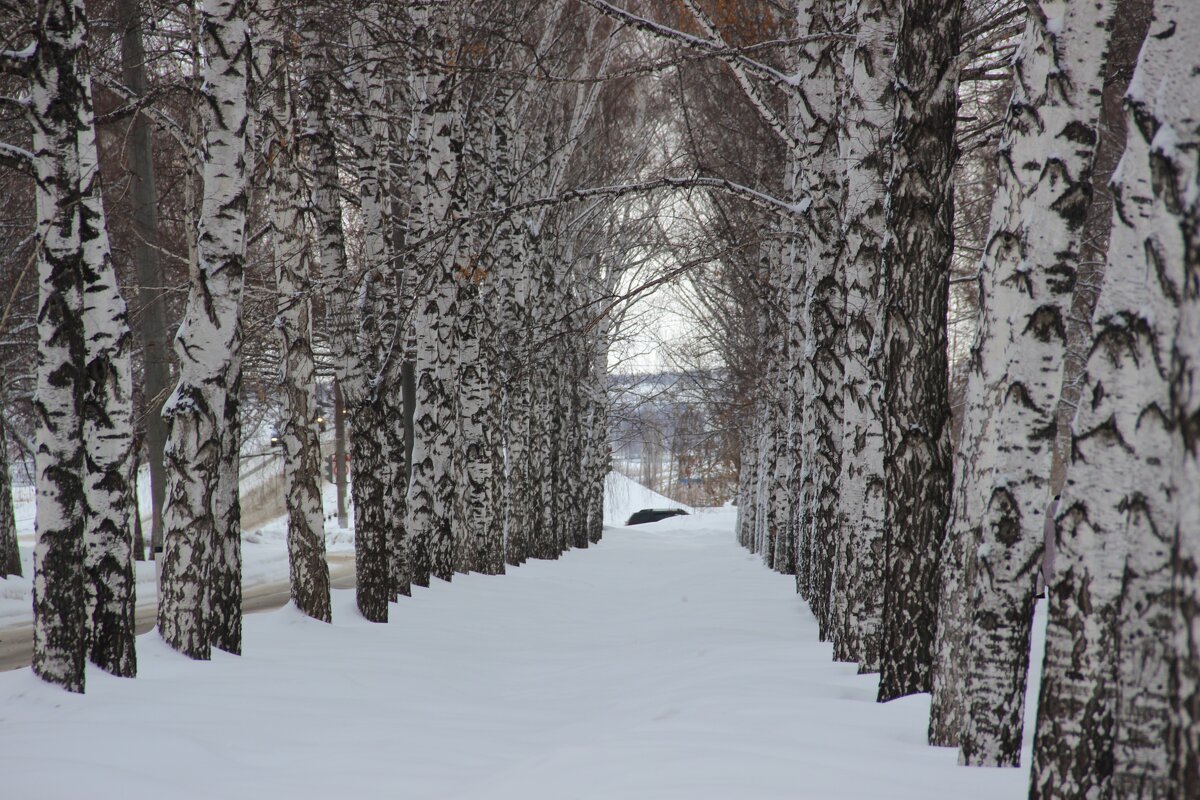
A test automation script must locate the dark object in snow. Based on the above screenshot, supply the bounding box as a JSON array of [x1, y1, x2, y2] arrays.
[[626, 508, 689, 526]]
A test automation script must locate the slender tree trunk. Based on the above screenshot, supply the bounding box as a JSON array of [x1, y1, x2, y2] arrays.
[[1030, 3, 1188, 795], [116, 0, 169, 561], [333, 379, 348, 529], [0, 411, 19, 577], [263, 8, 331, 622], [303, 15, 389, 621], [875, 0, 961, 702], [405, 1, 462, 584], [793, 0, 846, 640], [159, 0, 250, 660]]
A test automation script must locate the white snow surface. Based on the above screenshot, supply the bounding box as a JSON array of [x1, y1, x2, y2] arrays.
[[0, 476, 1035, 799], [604, 470, 692, 522]]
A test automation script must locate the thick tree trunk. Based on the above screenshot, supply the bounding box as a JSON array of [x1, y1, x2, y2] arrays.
[[954, 0, 1118, 767], [29, 0, 92, 692], [159, 0, 250, 660], [1030, 3, 1189, 795], [1172, 69, 1200, 794], [875, 0, 961, 703], [831, 0, 895, 671], [78, 71, 138, 677]]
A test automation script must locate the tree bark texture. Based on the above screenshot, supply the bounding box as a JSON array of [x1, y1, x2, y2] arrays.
[[875, 0, 961, 703], [1031, 4, 1186, 795]]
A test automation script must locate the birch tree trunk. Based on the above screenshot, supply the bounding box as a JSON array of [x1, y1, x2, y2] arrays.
[[1171, 65, 1200, 792], [263, 6, 331, 623], [1031, 3, 1190, 795], [830, 0, 895, 669], [78, 69, 137, 677], [405, 1, 462, 583], [159, 0, 250, 660], [29, 0, 92, 692], [794, 0, 845, 637], [303, 16, 389, 621], [954, 0, 1118, 767], [875, 0, 961, 702]]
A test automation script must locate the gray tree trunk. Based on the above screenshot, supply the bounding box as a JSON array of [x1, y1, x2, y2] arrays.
[[0, 412, 19, 577], [116, 0, 169, 561]]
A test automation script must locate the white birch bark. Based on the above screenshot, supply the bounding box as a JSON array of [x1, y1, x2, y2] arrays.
[[261, 2, 331, 623], [794, 0, 846, 638], [951, 0, 1119, 766], [405, 1, 462, 583], [1172, 83, 1200, 794], [1031, 3, 1190, 794], [159, 0, 250, 660], [78, 66, 137, 677], [29, 0, 91, 692], [830, 0, 895, 671]]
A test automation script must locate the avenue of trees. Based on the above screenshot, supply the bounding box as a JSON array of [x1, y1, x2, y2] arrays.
[[1, 0, 1199, 797]]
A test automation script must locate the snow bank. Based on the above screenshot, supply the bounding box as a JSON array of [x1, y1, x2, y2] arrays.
[[604, 471, 692, 525]]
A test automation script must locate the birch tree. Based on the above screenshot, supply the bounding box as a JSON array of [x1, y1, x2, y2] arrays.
[[830, 0, 896, 670], [926, 0, 1122, 764], [261, 0, 331, 623], [1031, 1, 1190, 794], [875, 0, 961, 702], [158, 0, 250, 659]]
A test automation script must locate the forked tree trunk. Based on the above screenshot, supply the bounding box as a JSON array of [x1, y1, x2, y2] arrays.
[[263, 4, 331, 623], [78, 70, 137, 677]]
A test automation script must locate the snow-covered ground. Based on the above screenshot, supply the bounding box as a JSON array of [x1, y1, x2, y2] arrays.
[[0, 472, 1035, 799], [0, 477, 354, 629]]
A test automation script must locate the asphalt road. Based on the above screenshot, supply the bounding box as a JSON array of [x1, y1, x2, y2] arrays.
[[0, 554, 356, 673]]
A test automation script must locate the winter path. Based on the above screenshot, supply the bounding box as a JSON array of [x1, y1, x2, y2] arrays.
[[0, 503, 1032, 799]]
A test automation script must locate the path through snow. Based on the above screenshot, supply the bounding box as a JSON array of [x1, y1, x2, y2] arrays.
[[0, 500, 1030, 799]]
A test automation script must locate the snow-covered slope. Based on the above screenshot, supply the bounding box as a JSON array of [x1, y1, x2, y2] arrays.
[[0, 508, 1029, 800], [604, 471, 692, 525]]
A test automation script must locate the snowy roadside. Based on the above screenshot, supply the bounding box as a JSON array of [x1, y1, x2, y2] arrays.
[[0, 474, 1034, 800], [0, 478, 354, 630]]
